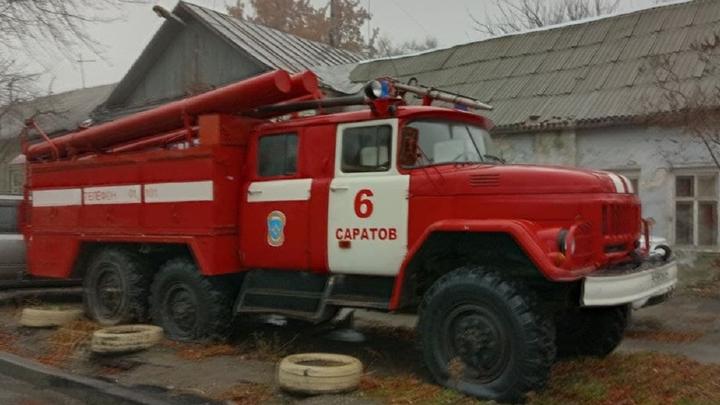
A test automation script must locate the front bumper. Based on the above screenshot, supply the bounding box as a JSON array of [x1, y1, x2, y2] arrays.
[[581, 260, 677, 307]]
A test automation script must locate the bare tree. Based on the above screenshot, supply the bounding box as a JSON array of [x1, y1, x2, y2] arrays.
[[644, 33, 720, 169], [373, 36, 438, 58], [0, 61, 38, 113], [473, 0, 620, 37], [0, 1, 141, 107]]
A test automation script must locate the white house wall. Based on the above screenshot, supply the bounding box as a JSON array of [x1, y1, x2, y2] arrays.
[[494, 125, 715, 245]]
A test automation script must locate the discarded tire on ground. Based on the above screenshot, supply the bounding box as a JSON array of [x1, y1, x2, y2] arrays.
[[19, 307, 84, 328], [278, 353, 363, 395], [91, 324, 163, 354]]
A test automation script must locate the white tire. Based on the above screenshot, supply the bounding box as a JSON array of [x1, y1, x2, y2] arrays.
[[277, 353, 363, 395], [91, 324, 163, 354], [20, 307, 84, 328]]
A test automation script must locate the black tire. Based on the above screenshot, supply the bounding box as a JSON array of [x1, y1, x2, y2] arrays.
[[556, 305, 629, 358], [83, 248, 153, 326], [149, 258, 237, 341], [418, 267, 555, 403]]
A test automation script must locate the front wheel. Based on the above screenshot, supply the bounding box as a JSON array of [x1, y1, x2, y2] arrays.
[[418, 268, 555, 402], [149, 258, 238, 341]]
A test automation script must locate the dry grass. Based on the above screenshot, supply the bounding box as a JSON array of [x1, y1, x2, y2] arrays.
[[625, 329, 704, 343], [213, 383, 273, 405], [238, 331, 298, 362], [35, 319, 99, 367], [0, 329, 17, 352], [163, 341, 240, 361], [685, 279, 720, 299], [360, 353, 720, 405], [530, 352, 720, 405], [359, 374, 480, 405], [362, 324, 417, 342], [163, 331, 297, 362]]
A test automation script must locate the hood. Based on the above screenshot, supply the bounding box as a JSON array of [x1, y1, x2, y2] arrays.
[[411, 164, 626, 196]]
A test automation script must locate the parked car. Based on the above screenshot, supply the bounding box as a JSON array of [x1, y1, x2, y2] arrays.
[[0, 195, 25, 280]]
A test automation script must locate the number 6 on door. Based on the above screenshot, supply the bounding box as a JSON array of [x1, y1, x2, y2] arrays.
[[354, 189, 374, 218]]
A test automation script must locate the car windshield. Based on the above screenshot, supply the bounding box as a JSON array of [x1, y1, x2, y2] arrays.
[[402, 120, 499, 168]]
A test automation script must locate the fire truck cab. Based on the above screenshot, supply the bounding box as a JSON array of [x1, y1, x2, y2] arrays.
[[20, 71, 677, 402]]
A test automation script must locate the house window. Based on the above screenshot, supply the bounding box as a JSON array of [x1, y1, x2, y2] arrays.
[[341, 125, 392, 173], [675, 174, 718, 246], [258, 134, 298, 177]]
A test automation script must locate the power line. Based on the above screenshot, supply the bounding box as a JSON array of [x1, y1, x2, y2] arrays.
[[387, 0, 432, 38]]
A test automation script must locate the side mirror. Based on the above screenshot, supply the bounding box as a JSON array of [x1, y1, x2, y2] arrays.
[[400, 127, 419, 167]]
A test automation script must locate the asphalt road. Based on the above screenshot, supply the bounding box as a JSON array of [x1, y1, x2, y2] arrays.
[[0, 372, 85, 405]]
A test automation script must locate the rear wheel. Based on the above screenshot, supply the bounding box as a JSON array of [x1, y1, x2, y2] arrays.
[[83, 248, 152, 325], [556, 305, 629, 358], [418, 267, 555, 402], [150, 258, 237, 341]]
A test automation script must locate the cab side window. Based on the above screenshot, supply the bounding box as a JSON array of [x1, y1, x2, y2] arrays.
[[258, 133, 298, 177], [341, 125, 392, 173]]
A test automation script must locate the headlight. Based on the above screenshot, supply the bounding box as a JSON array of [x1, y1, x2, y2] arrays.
[[557, 228, 576, 256]]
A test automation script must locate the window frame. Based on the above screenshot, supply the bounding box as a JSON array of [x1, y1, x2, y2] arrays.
[[400, 119, 495, 169], [334, 119, 399, 178], [673, 170, 719, 248], [256, 132, 300, 180]]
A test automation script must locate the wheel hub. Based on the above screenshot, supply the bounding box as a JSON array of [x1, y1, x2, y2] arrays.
[[96, 267, 123, 318], [165, 286, 198, 335], [454, 315, 502, 372], [443, 305, 511, 383]]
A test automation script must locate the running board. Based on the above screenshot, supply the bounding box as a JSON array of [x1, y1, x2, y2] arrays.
[[234, 271, 393, 321], [0, 278, 81, 290]]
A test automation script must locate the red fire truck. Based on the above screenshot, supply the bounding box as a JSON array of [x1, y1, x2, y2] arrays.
[[20, 69, 677, 401]]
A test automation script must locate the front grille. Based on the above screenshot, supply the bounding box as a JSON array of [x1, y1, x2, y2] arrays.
[[602, 203, 640, 237], [573, 222, 594, 265]]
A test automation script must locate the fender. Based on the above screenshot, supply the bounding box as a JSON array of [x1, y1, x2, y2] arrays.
[[389, 219, 595, 310]]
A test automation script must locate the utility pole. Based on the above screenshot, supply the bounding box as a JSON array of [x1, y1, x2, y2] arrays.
[[329, 0, 338, 47]]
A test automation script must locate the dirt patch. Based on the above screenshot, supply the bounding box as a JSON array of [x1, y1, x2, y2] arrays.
[[0, 329, 17, 352], [212, 382, 274, 405], [358, 374, 477, 405], [684, 278, 720, 299], [296, 359, 347, 367], [162, 341, 240, 361], [357, 353, 720, 405], [530, 352, 720, 405], [0, 300, 719, 405], [35, 319, 99, 367], [625, 329, 704, 343]]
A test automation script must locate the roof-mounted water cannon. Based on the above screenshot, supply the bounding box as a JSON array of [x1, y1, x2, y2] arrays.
[[390, 77, 493, 111], [250, 76, 493, 119]]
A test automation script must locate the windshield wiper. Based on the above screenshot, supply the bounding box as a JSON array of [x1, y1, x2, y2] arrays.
[[482, 154, 506, 164]]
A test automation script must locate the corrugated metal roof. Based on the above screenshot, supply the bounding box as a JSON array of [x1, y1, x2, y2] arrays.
[[100, 1, 363, 114], [0, 84, 115, 140], [182, 2, 362, 73], [349, 0, 720, 131]]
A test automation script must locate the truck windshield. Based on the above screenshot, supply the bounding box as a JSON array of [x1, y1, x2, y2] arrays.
[[403, 120, 500, 168]]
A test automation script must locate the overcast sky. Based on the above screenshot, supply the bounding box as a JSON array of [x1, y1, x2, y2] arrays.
[[29, 0, 659, 94]]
